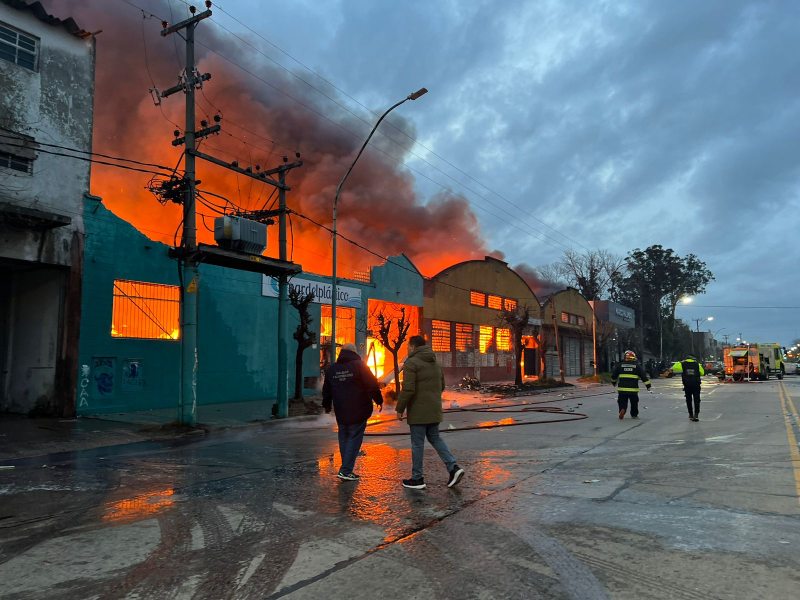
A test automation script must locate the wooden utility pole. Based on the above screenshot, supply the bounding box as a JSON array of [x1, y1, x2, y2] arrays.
[[158, 4, 301, 423], [160, 6, 214, 426]]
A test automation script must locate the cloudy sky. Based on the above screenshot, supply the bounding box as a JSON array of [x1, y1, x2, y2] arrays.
[[46, 0, 800, 346]]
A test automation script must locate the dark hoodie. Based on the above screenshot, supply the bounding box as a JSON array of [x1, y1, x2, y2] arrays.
[[322, 349, 383, 425], [396, 344, 446, 425]]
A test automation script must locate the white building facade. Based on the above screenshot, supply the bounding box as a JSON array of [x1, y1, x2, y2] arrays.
[[0, 0, 94, 415]]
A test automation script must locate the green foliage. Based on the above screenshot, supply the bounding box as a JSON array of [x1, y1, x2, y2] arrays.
[[611, 245, 714, 359]]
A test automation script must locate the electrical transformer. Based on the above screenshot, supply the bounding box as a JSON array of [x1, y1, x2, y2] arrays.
[[214, 215, 267, 255]]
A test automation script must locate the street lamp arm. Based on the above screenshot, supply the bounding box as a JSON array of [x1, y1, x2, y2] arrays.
[[329, 87, 427, 364], [334, 97, 409, 208]]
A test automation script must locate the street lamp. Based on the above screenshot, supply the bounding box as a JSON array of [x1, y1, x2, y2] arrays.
[[329, 88, 428, 364], [691, 316, 714, 355]]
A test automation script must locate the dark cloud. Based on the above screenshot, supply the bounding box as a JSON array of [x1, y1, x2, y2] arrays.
[[43, 0, 800, 342]]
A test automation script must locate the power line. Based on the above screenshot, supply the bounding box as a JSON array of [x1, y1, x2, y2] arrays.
[[680, 305, 800, 310], [0, 133, 176, 174], [117, 0, 576, 254], [198, 0, 591, 252]]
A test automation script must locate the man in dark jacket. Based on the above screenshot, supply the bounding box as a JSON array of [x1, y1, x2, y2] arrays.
[[671, 354, 705, 421], [322, 343, 383, 481], [611, 350, 651, 420], [396, 336, 464, 490]]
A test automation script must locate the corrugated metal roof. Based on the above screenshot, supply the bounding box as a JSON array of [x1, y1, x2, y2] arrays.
[[1, 0, 91, 39]]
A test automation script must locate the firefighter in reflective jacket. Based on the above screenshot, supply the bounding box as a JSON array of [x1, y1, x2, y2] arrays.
[[611, 350, 651, 420], [671, 354, 705, 421]]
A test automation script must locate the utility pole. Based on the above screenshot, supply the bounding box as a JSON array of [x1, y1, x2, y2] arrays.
[[277, 168, 289, 417], [723, 334, 730, 346], [158, 3, 302, 423], [160, 4, 214, 426]]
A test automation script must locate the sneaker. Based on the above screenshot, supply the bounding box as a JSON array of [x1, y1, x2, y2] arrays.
[[402, 477, 426, 489], [688, 414, 695, 421], [618, 410, 625, 420], [630, 415, 639, 420], [447, 465, 465, 488], [337, 471, 359, 481], [692, 416, 700, 422]]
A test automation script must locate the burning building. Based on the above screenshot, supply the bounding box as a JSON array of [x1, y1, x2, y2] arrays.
[[422, 256, 543, 385]]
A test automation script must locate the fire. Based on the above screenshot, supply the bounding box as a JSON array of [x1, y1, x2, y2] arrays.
[[365, 337, 388, 380], [366, 299, 420, 381], [50, 1, 490, 279]]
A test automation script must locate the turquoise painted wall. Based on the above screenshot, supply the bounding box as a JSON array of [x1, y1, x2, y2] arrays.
[[77, 198, 181, 414], [77, 200, 423, 416]]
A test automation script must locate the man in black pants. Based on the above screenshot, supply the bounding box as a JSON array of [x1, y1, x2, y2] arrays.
[[611, 350, 651, 420], [671, 354, 705, 421]]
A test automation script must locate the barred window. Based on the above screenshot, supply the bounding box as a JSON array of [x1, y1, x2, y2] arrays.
[[0, 22, 37, 70], [487, 295, 502, 310], [455, 323, 473, 351], [496, 328, 511, 351], [0, 150, 32, 173], [577, 316, 586, 326], [431, 320, 451, 352], [561, 311, 569, 323], [112, 280, 180, 340], [320, 305, 356, 349], [470, 290, 486, 307], [479, 325, 494, 354], [503, 298, 517, 312]]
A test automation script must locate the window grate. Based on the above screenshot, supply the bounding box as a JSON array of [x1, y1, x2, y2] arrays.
[[431, 319, 451, 352], [487, 295, 502, 310], [496, 328, 511, 351], [479, 325, 494, 354], [469, 290, 486, 307], [111, 280, 180, 340], [0, 150, 32, 173], [455, 323, 473, 351]]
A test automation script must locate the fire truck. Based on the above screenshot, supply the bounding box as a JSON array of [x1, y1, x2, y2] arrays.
[[723, 343, 785, 381]]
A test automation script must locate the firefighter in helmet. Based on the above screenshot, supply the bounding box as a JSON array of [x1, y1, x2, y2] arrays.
[[671, 354, 705, 421], [611, 350, 652, 420]]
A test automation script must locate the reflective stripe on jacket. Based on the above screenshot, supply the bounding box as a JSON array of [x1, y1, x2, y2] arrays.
[[611, 360, 651, 393]]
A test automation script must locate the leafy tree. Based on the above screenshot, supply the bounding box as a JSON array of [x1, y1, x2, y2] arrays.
[[289, 288, 316, 400], [499, 304, 534, 385], [611, 245, 713, 360]]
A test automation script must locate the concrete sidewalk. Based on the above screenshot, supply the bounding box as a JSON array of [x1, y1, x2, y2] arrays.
[[0, 377, 601, 462]]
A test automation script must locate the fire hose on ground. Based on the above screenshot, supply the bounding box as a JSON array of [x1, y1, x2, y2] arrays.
[[363, 396, 591, 437]]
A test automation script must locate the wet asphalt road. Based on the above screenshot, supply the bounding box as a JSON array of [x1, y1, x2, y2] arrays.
[[1, 377, 799, 599]]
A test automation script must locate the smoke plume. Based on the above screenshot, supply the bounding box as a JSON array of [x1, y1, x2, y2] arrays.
[[41, 0, 491, 277]]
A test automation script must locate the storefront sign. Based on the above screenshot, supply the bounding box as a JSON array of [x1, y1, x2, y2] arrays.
[[262, 276, 362, 309]]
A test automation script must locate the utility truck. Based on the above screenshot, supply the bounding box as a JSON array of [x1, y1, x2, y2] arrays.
[[723, 343, 785, 381]]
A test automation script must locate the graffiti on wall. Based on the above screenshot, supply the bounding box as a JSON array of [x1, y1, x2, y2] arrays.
[[92, 357, 115, 399], [79, 364, 90, 408], [122, 359, 144, 391]]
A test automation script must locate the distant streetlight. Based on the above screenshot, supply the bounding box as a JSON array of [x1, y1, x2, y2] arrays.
[[329, 88, 428, 364], [691, 316, 714, 355], [680, 296, 693, 304], [692, 316, 714, 332]]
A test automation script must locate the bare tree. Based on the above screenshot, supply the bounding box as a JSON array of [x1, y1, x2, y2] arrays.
[[499, 304, 533, 386], [544, 249, 624, 300], [374, 307, 412, 388], [289, 287, 315, 400]]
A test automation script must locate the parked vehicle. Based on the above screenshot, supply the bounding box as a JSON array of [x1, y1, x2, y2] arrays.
[[723, 343, 785, 381], [704, 361, 724, 375]]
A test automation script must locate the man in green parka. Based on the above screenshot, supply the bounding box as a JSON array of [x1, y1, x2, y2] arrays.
[[396, 335, 465, 490]]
